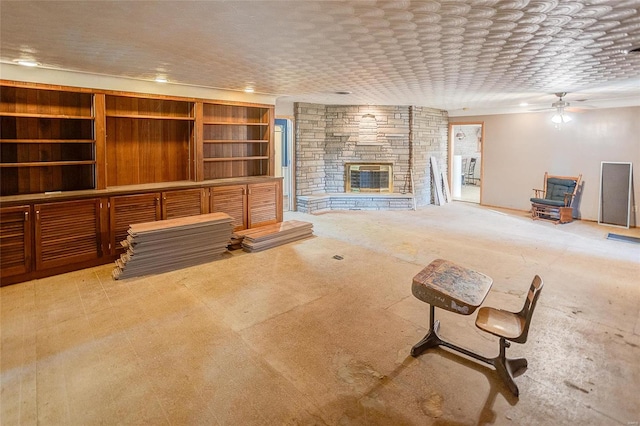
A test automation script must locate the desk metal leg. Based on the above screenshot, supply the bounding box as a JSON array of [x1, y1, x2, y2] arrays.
[[410, 306, 526, 397], [410, 305, 443, 357]]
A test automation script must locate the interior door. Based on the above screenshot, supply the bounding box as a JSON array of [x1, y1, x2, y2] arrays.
[[275, 118, 292, 211], [449, 122, 484, 204]]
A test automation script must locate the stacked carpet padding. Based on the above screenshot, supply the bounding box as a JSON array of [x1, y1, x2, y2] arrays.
[[112, 213, 233, 280], [235, 220, 314, 252]]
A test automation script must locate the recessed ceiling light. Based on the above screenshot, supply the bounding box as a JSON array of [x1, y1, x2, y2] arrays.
[[244, 87, 254, 93], [155, 77, 167, 83], [15, 59, 39, 67], [519, 102, 529, 107]]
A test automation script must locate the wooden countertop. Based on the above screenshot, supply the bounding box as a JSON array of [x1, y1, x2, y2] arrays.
[[0, 176, 283, 207]]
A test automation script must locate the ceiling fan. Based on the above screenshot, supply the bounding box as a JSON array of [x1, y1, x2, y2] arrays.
[[551, 92, 570, 110], [529, 92, 596, 113]]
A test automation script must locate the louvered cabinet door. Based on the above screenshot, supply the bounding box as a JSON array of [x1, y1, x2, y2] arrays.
[[247, 181, 282, 228], [210, 185, 247, 231], [34, 199, 102, 270], [110, 193, 161, 253], [0, 205, 32, 278], [162, 188, 206, 220]]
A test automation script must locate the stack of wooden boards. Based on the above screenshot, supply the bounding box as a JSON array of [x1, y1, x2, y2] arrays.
[[112, 213, 233, 280], [234, 220, 313, 252]]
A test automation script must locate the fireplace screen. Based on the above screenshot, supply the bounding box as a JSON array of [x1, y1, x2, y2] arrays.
[[345, 163, 393, 192]]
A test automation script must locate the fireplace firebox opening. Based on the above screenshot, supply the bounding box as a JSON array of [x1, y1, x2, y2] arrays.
[[345, 163, 393, 193]]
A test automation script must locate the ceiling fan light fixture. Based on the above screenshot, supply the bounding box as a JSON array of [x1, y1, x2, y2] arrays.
[[552, 111, 571, 124], [550, 92, 572, 126]]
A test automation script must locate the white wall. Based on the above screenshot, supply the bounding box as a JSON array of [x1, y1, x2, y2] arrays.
[[451, 107, 640, 222], [275, 98, 295, 117]]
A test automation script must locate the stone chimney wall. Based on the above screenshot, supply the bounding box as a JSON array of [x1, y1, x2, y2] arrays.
[[412, 106, 449, 205], [294, 102, 449, 209], [294, 103, 327, 196], [324, 105, 410, 193]]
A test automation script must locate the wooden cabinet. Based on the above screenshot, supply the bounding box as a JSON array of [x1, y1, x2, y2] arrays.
[[110, 193, 162, 252], [0, 85, 95, 196], [110, 188, 206, 251], [210, 185, 247, 231], [209, 180, 282, 231], [105, 95, 195, 186], [0, 205, 32, 277], [162, 188, 206, 220], [247, 181, 282, 228], [200, 103, 272, 180], [34, 199, 102, 270]]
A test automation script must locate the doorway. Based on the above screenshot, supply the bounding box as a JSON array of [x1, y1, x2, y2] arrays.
[[275, 118, 293, 211], [449, 122, 484, 204]]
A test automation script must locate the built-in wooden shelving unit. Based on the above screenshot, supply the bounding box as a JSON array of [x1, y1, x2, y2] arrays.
[[0, 80, 280, 286], [105, 95, 196, 187], [0, 85, 96, 196], [201, 103, 272, 180]]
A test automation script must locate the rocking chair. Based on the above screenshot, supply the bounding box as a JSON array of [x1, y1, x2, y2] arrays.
[[530, 172, 581, 224]]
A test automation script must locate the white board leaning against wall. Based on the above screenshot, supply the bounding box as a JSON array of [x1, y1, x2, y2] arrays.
[[598, 162, 634, 228]]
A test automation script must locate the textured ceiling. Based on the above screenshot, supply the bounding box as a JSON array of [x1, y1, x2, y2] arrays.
[[2, 1, 640, 114]]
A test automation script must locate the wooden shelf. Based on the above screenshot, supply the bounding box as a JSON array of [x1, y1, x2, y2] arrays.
[[1, 84, 97, 196], [0, 161, 96, 168], [199, 102, 272, 180], [0, 112, 93, 119], [203, 139, 268, 144], [106, 114, 194, 121], [0, 139, 95, 144], [203, 121, 268, 126], [105, 95, 194, 123], [203, 156, 269, 162]]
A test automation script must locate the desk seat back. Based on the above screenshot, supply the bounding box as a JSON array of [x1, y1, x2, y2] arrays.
[[514, 275, 544, 344]]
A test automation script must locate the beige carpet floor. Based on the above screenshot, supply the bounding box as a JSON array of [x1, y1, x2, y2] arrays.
[[2, 202, 639, 425]]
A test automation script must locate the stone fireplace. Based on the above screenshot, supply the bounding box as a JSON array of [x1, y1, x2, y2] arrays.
[[294, 103, 449, 213]]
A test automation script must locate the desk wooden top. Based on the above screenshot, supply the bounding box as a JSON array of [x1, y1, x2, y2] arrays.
[[412, 259, 493, 315]]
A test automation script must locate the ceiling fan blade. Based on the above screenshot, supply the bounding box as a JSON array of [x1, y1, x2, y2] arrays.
[[566, 106, 590, 113]]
